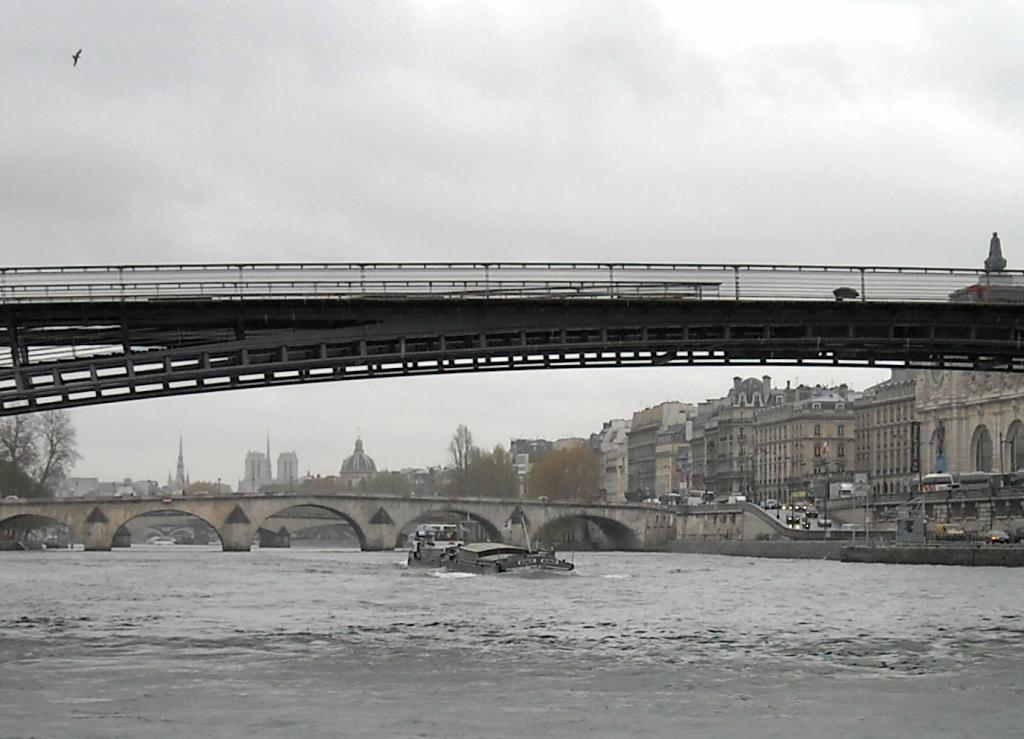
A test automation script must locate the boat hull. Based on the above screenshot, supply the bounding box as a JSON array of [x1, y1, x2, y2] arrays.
[[407, 543, 573, 574]]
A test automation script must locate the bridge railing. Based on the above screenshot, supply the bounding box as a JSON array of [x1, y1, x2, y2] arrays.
[[1, 262, 1020, 304]]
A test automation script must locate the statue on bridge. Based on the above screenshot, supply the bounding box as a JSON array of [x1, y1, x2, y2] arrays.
[[985, 231, 1007, 272]]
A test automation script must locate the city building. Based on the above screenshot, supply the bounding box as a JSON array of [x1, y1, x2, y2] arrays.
[[276, 451, 299, 487], [627, 402, 693, 500], [854, 370, 918, 495], [238, 437, 274, 493], [590, 419, 630, 503], [693, 377, 777, 496], [57, 477, 99, 498], [655, 422, 692, 497], [753, 384, 858, 505], [339, 437, 377, 488], [915, 370, 1024, 476]]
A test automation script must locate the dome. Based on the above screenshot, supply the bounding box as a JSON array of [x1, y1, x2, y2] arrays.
[[340, 437, 377, 475]]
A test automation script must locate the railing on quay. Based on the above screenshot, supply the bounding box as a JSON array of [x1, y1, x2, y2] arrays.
[[0, 261, 1020, 304]]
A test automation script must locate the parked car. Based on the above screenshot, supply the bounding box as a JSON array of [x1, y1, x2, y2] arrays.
[[988, 529, 1011, 544], [818, 518, 833, 528], [934, 523, 966, 542], [1011, 527, 1024, 544], [762, 499, 780, 510]]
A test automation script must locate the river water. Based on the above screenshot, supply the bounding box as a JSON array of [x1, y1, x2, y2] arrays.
[[1, 547, 1023, 738]]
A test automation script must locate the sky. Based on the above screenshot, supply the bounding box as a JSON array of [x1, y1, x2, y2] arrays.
[[3, 1, 1023, 484]]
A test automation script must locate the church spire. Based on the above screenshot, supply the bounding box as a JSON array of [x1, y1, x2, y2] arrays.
[[175, 435, 186, 487]]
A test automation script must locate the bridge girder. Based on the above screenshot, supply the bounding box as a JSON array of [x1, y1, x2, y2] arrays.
[[3, 297, 1023, 414]]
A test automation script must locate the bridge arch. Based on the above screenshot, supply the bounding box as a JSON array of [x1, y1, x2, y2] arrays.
[[254, 503, 367, 550], [535, 513, 641, 551], [0, 513, 78, 548], [396, 509, 503, 548], [114, 509, 224, 548]]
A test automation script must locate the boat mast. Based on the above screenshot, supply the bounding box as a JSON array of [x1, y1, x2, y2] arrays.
[[521, 516, 533, 552]]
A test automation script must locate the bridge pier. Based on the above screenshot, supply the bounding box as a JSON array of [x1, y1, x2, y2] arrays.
[[219, 529, 253, 552], [82, 528, 113, 552]]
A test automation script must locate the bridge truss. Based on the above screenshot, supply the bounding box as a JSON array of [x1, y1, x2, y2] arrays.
[[2, 262, 1023, 414]]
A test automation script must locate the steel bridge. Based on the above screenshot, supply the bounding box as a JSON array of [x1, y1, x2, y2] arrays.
[[2, 261, 1024, 414]]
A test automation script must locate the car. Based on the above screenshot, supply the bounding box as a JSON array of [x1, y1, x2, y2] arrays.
[[934, 523, 966, 542], [1011, 527, 1024, 544], [162, 497, 174, 504], [988, 529, 1011, 544], [785, 513, 801, 526], [762, 499, 780, 510], [2, 495, 19, 501], [818, 518, 833, 528], [805, 510, 819, 519], [794, 503, 807, 513], [802, 519, 812, 530]]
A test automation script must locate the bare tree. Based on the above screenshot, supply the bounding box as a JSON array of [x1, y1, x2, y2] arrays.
[[0, 415, 39, 472], [0, 411, 79, 498], [32, 411, 81, 494], [448, 424, 474, 496]]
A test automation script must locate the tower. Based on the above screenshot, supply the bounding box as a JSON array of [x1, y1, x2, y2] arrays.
[[171, 435, 187, 492]]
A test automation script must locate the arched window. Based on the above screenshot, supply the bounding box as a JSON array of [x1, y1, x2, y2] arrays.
[[971, 425, 994, 472], [1006, 421, 1024, 472]]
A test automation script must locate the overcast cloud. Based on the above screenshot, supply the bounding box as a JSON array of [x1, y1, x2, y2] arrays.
[[2, 1, 1022, 483]]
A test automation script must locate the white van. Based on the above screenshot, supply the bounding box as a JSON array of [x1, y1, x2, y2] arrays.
[[921, 473, 957, 493]]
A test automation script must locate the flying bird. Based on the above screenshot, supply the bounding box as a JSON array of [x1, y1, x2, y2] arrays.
[[72, 49, 81, 67]]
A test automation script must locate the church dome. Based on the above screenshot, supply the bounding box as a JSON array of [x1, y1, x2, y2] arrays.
[[340, 437, 377, 475]]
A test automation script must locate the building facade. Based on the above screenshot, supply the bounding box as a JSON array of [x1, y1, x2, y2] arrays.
[[915, 370, 1024, 476], [276, 451, 300, 487], [854, 370, 918, 495], [693, 376, 777, 496], [654, 423, 692, 496], [753, 385, 858, 505], [591, 419, 630, 503], [239, 450, 273, 493], [627, 402, 693, 499]]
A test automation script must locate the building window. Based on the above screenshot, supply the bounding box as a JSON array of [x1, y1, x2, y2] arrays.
[[814, 424, 821, 436], [837, 424, 844, 437], [838, 444, 845, 458]]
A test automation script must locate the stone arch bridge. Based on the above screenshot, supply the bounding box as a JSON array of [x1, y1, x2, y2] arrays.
[[0, 493, 676, 552]]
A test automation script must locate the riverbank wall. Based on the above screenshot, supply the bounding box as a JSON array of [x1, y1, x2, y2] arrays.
[[665, 539, 844, 560], [841, 545, 1024, 567], [664, 539, 1024, 566]]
